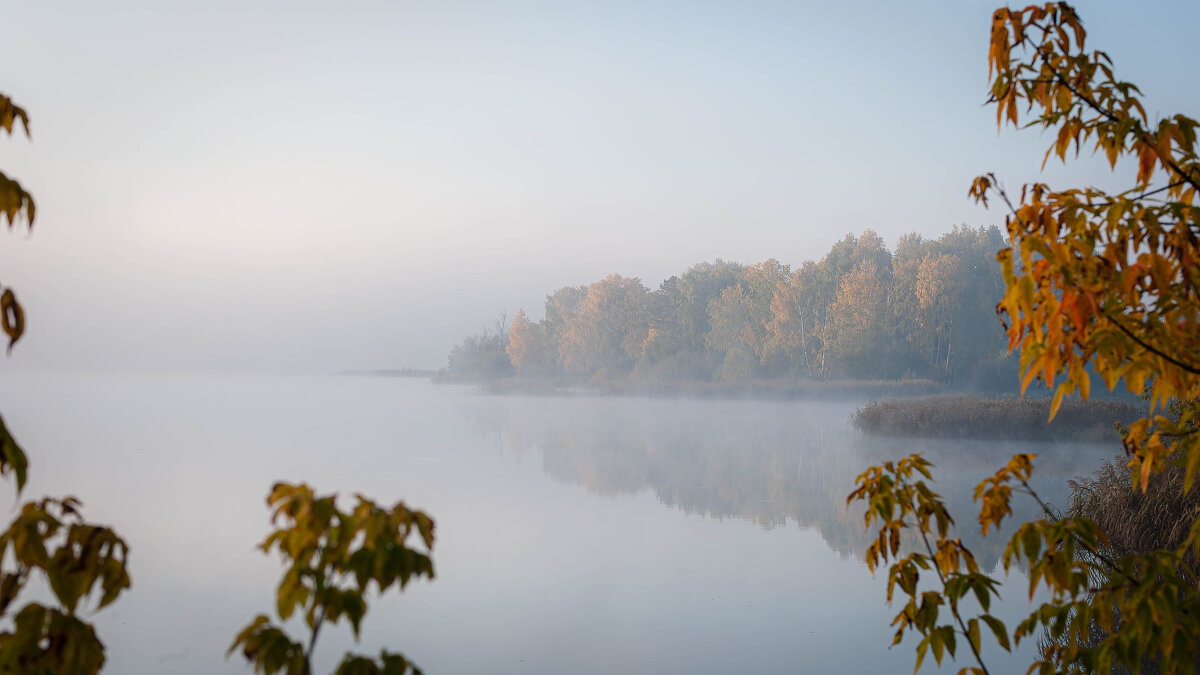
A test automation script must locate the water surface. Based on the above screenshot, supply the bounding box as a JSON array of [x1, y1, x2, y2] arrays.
[[0, 374, 1121, 673]]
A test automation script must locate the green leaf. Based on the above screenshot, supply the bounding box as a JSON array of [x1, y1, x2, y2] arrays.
[[981, 614, 1010, 652], [0, 413, 29, 493]]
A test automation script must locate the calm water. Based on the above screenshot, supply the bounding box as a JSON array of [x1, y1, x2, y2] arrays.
[[0, 373, 1121, 674]]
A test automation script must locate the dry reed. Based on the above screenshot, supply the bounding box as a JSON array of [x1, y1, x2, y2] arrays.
[[851, 394, 1141, 441]]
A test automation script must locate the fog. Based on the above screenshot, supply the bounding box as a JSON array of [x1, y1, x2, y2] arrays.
[[0, 373, 1122, 673], [0, 5, 1192, 673], [2, 1, 1197, 374]]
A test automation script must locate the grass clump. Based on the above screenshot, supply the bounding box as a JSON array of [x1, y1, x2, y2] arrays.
[[1068, 457, 1200, 569]]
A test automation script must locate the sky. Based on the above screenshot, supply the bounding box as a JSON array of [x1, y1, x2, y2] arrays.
[[1, 0, 1197, 373]]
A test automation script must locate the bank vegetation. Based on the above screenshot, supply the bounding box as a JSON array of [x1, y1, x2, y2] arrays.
[[851, 394, 1141, 441]]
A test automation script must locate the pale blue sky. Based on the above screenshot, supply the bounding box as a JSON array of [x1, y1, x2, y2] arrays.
[[1, 1, 1196, 372]]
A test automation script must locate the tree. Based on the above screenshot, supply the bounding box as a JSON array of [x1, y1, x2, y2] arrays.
[[506, 308, 544, 376], [825, 258, 891, 378], [888, 233, 932, 377], [446, 313, 513, 381], [558, 274, 651, 378], [541, 285, 588, 373], [762, 260, 824, 378], [700, 259, 790, 381], [705, 284, 759, 380], [447, 230, 1020, 386], [928, 226, 1009, 385], [852, 4, 1200, 673], [670, 260, 745, 366], [741, 259, 791, 342], [915, 252, 961, 377]]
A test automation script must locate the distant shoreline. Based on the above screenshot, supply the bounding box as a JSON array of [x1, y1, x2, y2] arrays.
[[338, 368, 439, 378], [440, 376, 947, 401]]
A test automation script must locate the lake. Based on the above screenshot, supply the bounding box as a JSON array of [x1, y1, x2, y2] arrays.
[[0, 373, 1121, 673]]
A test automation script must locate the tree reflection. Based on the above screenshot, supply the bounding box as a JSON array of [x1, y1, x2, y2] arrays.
[[458, 396, 1119, 570]]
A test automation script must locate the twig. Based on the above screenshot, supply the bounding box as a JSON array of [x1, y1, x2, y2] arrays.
[[1102, 312, 1200, 376], [1018, 478, 1135, 583], [916, 527, 991, 675], [303, 607, 325, 675]]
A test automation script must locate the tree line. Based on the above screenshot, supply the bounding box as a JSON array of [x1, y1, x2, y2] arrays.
[[446, 225, 1016, 390]]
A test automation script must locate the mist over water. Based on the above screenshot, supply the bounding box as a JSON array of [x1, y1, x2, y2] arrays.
[[0, 372, 1119, 674]]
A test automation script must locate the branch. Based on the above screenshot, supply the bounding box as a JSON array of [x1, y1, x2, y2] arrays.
[[1103, 311, 1200, 376], [1048, 68, 1200, 196], [1130, 180, 1188, 203], [917, 528, 991, 675], [1018, 479, 1130, 579], [987, 179, 1200, 376], [302, 607, 325, 675]]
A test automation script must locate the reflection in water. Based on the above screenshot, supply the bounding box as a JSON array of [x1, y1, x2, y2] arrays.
[[0, 374, 1128, 674], [458, 394, 1121, 569]]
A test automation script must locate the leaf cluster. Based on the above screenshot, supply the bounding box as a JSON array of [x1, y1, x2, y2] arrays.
[[0, 93, 31, 357], [229, 483, 435, 675], [852, 449, 1200, 674], [969, 2, 1200, 487], [0, 93, 34, 231], [849, 454, 1008, 675], [0, 498, 132, 675], [960, 7, 1200, 669], [0, 92, 131, 673], [0, 414, 27, 495]]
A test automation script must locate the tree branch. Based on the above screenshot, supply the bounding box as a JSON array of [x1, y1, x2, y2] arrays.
[[916, 528, 991, 675], [303, 607, 325, 675], [1048, 68, 1200, 196], [1018, 479, 1130, 579], [1103, 311, 1200, 376]]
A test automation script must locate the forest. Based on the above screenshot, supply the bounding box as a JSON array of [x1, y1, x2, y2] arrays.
[[444, 225, 1017, 391]]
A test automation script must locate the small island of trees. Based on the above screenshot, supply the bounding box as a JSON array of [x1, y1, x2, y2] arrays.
[[444, 225, 1019, 393]]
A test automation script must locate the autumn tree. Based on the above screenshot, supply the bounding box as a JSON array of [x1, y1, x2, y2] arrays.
[[634, 275, 685, 377], [705, 285, 759, 380], [760, 236, 866, 380], [853, 4, 1200, 673], [448, 233, 1010, 385], [540, 285, 587, 373], [929, 226, 1009, 385], [703, 259, 790, 381], [850, 229, 892, 273], [762, 260, 825, 378], [825, 263, 891, 378], [824, 233, 893, 378], [558, 274, 652, 378], [669, 260, 745, 373], [506, 308, 547, 377], [888, 233, 931, 376], [741, 258, 791, 344], [915, 252, 962, 377]]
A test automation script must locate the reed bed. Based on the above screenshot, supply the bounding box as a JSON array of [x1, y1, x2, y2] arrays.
[[1069, 457, 1200, 567], [851, 394, 1141, 441]]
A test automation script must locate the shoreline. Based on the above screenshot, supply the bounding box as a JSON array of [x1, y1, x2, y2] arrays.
[[450, 377, 947, 401]]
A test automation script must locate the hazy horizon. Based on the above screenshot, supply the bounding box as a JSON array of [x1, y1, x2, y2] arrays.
[[3, 0, 1197, 374]]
